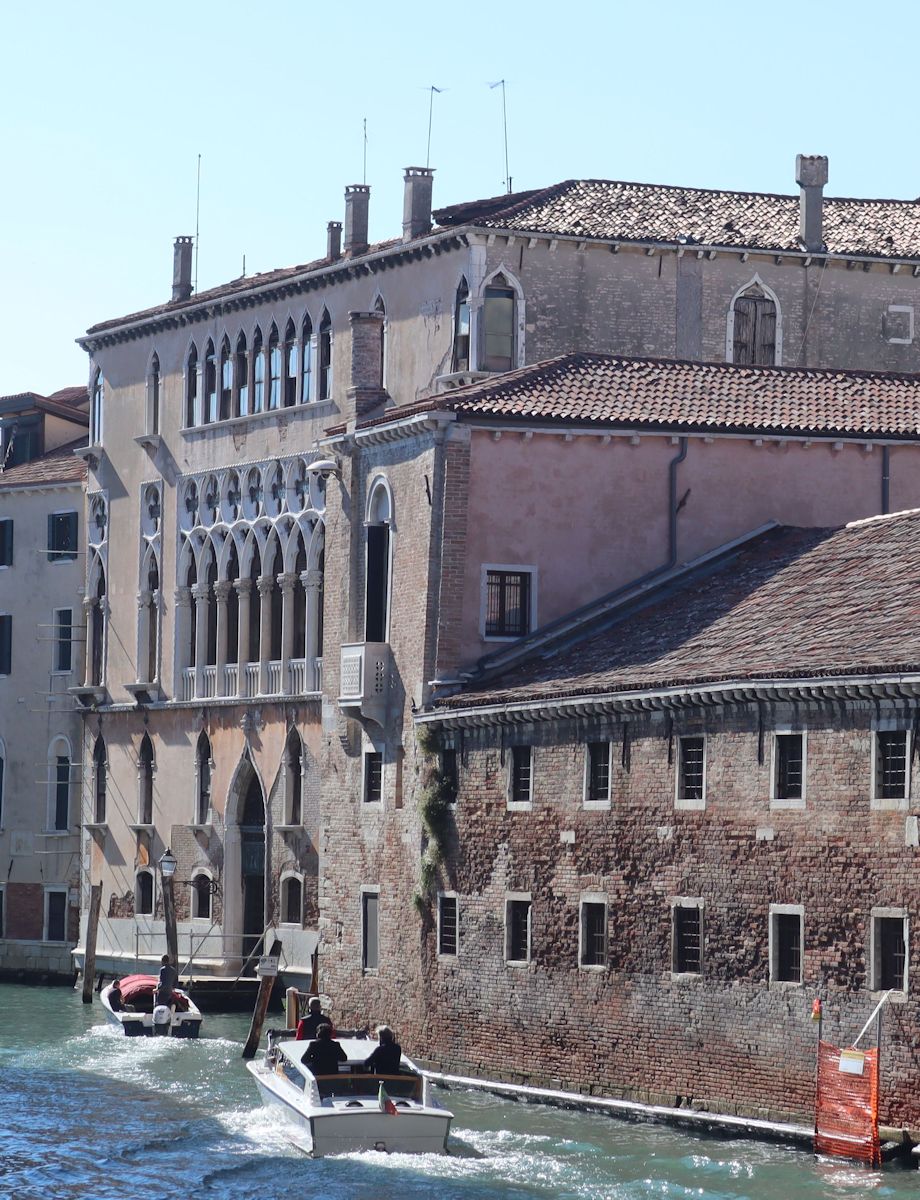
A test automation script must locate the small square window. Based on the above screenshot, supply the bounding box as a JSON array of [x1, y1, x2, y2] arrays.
[[672, 902, 703, 975], [438, 894, 458, 956], [485, 569, 532, 637], [48, 512, 78, 562], [363, 751, 383, 804], [509, 746, 532, 807], [506, 897, 531, 963], [585, 742, 610, 805], [876, 731, 908, 801], [677, 737, 705, 807], [771, 908, 803, 984], [0, 519, 13, 567], [580, 901, 607, 967], [774, 733, 803, 801], [872, 913, 907, 992], [53, 609, 73, 673]]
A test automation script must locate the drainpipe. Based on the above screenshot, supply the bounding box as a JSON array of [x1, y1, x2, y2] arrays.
[[881, 446, 891, 515], [667, 437, 689, 568]]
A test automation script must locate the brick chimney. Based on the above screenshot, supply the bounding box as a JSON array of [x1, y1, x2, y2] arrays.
[[403, 167, 434, 241], [347, 310, 387, 420], [172, 236, 193, 301], [327, 220, 342, 260], [796, 154, 828, 253], [343, 185, 370, 258]]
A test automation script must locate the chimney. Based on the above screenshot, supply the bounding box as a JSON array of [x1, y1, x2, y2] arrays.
[[172, 236, 193, 302], [347, 310, 387, 420], [403, 166, 434, 241], [796, 154, 828, 253], [327, 220, 342, 260], [343, 185, 370, 257]]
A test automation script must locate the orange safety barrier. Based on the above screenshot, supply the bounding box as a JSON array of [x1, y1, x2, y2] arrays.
[[814, 1040, 880, 1166]]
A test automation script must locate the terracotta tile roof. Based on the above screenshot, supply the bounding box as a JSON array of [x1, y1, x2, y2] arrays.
[[434, 178, 920, 259], [359, 353, 920, 441], [0, 439, 87, 489], [441, 511, 920, 710]]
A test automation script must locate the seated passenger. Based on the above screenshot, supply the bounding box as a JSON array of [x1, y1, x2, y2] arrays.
[[108, 979, 123, 1012], [296, 996, 330, 1041], [362, 1025, 401, 1075], [303, 1023, 347, 1077]]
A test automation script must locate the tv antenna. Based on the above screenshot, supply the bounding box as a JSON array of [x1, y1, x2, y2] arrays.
[[363, 117, 368, 185], [489, 79, 511, 192], [194, 153, 202, 293], [425, 86, 444, 168]]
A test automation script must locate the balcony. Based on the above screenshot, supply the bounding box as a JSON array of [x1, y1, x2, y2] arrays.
[[179, 657, 322, 702], [339, 642, 391, 725]]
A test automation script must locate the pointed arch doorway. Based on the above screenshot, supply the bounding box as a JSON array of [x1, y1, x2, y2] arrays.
[[240, 773, 266, 961]]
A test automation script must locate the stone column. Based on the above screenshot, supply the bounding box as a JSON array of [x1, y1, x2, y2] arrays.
[[302, 568, 323, 692], [279, 572, 297, 695], [174, 586, 192, 682], [82, 597, 97, 687], [235, 579, 252, 696], [192, 582, 209, 698], [468, 296, 484, 373], [136, 590, 152, 683], [214, 580, 232, 695], [257, 575, 274, 694]]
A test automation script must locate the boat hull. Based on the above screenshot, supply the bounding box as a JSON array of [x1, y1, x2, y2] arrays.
[[100, 984, 202, 1038]]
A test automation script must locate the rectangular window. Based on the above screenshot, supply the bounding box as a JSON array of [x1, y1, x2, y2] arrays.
[[438, 894, 458, 956], [873, 913, 907, 992], [677, 736, 705, 807], [0, 615, 11, 675], [54, 757, 69, 831], [771, 907, 803, 984], [53, 608, 73, 673], [585, 742, 611, 805], [363, 751, 383, 804], [45, 890, 67, 942], [362, 890, 379, 971], [483, 285, 516, 371], [0, 885, 4, 937], [673, 902, 703, 975], [774, 733, 803, 801], [876, 730, 908, 801], [580, 901, 607, 967], [0, 519, 12, 566], [48, 511, 78, 562], [506, 897, 531, 963], [440, 748, 458, 803], [509, 746, 532, 807], [485, 569, 532, 637]]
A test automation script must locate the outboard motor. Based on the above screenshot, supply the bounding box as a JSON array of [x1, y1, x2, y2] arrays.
[[152, 1004, 172, 1036]]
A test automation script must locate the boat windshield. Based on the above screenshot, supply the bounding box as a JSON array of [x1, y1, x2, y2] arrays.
[[298, 1062, 422, 1102]]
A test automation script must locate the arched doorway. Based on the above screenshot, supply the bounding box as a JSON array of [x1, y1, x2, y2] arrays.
[[240, 774, 265, 960]]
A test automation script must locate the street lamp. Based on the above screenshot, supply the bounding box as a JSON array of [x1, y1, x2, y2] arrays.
[[158, 848, 178, 966], [158, 848, 177, 878]]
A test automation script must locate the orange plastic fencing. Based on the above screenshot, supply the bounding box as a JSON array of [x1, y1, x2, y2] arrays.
[[814, 1041, 880, 1166]]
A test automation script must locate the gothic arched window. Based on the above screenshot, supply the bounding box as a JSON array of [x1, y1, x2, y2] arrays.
[[730, 284, 778, 366]]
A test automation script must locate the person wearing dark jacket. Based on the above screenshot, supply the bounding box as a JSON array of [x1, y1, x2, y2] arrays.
[[362, 1025, 401, 1075], [296, 997, 329, 1040], [304, 1024, 347, 1077], [155, 955, 178, 1007]]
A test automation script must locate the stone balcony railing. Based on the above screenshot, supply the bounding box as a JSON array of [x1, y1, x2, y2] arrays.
[[178, 657, 322, 702]]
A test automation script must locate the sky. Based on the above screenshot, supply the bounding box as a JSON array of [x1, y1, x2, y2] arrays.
[[1, 0, 917, 395]]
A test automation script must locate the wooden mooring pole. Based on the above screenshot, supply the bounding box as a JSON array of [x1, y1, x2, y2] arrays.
[[81, 884, 103, 1004], [242, 938, 282, 1060]]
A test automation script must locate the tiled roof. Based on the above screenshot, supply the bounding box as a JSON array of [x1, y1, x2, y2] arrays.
[[359, 353, 920, 441], [434, 178, 920, 259], [0, 439, 87, 489], [441, 511, 920, 710]]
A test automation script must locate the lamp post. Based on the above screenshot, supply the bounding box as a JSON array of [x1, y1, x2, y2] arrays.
[[158, 848, 179, 968]]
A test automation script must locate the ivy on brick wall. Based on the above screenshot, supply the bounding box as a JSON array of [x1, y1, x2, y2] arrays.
[[414, 725, 455, 913]]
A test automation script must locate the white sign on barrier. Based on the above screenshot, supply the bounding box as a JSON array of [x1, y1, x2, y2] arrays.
[[257, 955, 279, 977], [839, 1049, 865, 1076]]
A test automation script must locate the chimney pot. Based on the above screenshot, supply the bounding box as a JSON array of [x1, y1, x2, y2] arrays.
[[795, 154, 828, 252], [327, 220, 342, 261], [403, 166, 434, 242], [172, 236, 194, 302], [343, 185, 370, 258]]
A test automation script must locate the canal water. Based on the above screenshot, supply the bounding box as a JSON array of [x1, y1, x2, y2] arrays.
[[0, 982, 914, 1199]]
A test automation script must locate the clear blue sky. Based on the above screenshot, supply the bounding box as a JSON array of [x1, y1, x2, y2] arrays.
[[1, 0, 914, 395]]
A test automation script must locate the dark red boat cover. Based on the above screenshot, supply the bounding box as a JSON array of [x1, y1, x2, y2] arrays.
[[115, 974, 190, 1011]]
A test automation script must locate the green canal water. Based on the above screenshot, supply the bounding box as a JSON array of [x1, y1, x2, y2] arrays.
[[0, 981, 913, 1198]]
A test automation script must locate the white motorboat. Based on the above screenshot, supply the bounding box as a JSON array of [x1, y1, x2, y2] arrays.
[[100, 973, 203, 1039], [246, 1029, 453, 1156]]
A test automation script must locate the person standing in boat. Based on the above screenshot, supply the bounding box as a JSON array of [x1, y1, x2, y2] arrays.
[[296, 996, 330, 1040], [303, 1023, 347, 1076], [155, 954, 178, 1007], [363, 1025, 401, 1075]]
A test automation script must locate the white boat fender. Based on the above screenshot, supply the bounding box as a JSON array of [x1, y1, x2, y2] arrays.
[[153, 1004, 172, 1025]]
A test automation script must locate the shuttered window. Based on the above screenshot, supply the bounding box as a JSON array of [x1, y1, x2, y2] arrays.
[[732, 288, 777, 366]]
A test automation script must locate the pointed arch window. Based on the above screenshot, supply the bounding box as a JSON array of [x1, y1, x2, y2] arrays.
[[365, 479, 392, 643], [252, 328, 265, 413], [195, 731, 212, 825], [268, 324, 282, 410], [204, 339, 218, 423], [483, 274, 516, 371], [269, 539, 284, 661], [285, 727, 303, 825], [91, 567, 107, 687], [283, 319, 298, 407], [318, 311, 332, 401], [374, 296, 387, 390], [205, 544, 218, 666], [90, 370, 103, 445], [730, 284, 778, 366], [147, 353, 160, 435], [145, 555, 159, 684], [301, 314, 313, 403], [185, 343, 199, 427], [248, 547, 262, 662], [219, 336, 233, 420], [93, 736, 107, 823], [138, 733, 155, 825], [186, 557, 198, 669], [235, 332, 249, 417], [452, 279, 470, 371], [227, 542, 240, 665]]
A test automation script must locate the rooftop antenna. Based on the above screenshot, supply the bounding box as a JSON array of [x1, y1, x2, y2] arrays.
[[426, 86, 444, 169], [194, 153, 202, 293], [489, 79, 511, 193], [363, 117, 368, 185]]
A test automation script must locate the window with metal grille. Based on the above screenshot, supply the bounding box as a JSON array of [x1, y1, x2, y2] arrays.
[[506, 898, 531, 963], [874, 915, 906, 991], [510, 746, 532, 806], [673, 904, 702, 974], [485, 570, 531, 637], [775, 734, 803, 800], [580, 902, 607, 967], [53, 608, 72, 673], [586, 742, 610, 804], [438, 894, 458, 956], [364, 752, 383, 804], [678, 737, 705, 802], [440, 749, 458, 803], [48, 512, 78, 562], [772, 912, 802, 983], [731, 286, 777, 365], [0, 519, 13, 566], [0, 615, 11, 675], [877, 731, 908, 799], [362, 891, 379, 970]]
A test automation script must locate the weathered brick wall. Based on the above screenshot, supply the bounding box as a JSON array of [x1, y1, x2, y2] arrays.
[[4, 882, 44, 939], [324, 700, 920, 1127]]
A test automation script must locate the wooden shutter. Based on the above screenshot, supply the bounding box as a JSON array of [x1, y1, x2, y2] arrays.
[[732, 297, 755, 364], [754, 298, 777, 365]]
